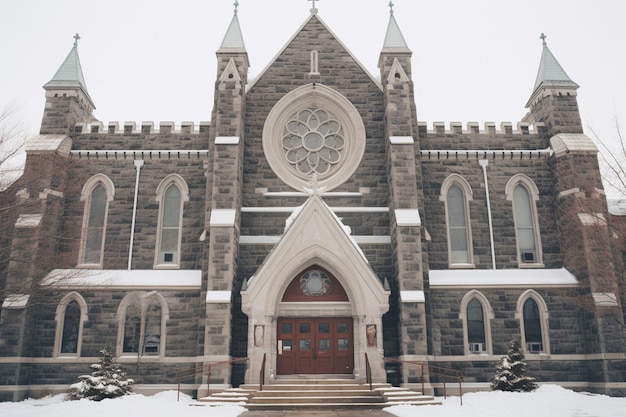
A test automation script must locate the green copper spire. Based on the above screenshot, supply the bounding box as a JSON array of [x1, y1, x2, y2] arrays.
[[44, 33, 94, 107], [382, 2, 410, 52], [219, 2, 247, 52], [531, 33, 579, 93]]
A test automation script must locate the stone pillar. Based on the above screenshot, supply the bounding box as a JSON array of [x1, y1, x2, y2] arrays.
[[201, 47, 248, 389], [379, 49, 429, 386], [551, 133, 626, 394]]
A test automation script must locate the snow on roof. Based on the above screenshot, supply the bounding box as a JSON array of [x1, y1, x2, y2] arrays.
[[429, 268, 578, 288], [41, 269, 202, 290]]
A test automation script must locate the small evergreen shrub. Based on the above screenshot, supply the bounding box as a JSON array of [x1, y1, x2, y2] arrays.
[[67, 345, 134, 401], [491, 340, 538, 392]]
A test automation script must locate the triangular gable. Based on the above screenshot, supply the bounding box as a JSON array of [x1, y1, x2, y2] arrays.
[[386, 58, 410, 83], [242, 194, 388, 316], [219, 58, 242, 82], [247, 14, 382, 91]]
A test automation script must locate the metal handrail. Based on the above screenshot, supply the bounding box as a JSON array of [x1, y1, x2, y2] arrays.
[[364, 352, 372, 390], [259, 353, 267, 391], [383, 357, 464, 405], [175, 357, 249, 401]]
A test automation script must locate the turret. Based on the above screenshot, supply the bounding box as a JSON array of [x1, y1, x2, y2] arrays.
[[524, 33, 582, 136], [40, 34, 96, 135]]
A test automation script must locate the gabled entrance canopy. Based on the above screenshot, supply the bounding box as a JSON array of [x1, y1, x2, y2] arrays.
[[241, 194, 389, 382]]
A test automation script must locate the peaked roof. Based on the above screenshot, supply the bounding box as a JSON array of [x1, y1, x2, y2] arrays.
[[218, 13, 246, 52], [44, 42, 94, 106], [247, 13, 381, 91], [382, 13, 410, 52], [529, 38, 578, 98], [241, 193, 389, 316]]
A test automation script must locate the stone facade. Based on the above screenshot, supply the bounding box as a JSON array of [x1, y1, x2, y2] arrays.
[[1, 8, 625, 401]]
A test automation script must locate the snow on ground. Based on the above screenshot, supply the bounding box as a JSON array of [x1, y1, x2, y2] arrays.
[[0, 385, 624, 417]]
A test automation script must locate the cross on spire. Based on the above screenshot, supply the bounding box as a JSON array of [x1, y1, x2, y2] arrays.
[[309, 0, 318, 14], [540, 32, 547, 46], [233, 0, 239, 15], [73, 33, 80, 47], [389, 1, 395, 15]]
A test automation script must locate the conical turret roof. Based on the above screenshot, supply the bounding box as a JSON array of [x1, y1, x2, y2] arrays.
[[44, 35, 94, 107], [529, 34, 578, 100], [382, 7, 410, 52], [218, 11, 246, 52]]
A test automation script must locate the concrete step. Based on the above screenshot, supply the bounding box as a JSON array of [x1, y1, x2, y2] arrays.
[[195, 379, 442, 409]]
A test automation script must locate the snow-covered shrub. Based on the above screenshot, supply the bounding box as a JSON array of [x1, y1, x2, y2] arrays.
[[491, 340, 537, 392], [67, 346, 134, 401]]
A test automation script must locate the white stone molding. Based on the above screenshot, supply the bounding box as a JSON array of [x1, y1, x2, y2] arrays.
[[394, 208, 421, 227]]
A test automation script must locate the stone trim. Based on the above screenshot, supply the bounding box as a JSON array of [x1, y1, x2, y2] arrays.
[[25, 134, 72, 155], [593, 292, 619, 307], [239, 235, 391, 245], [40, 269, 202, 290], [206, 291, 232, 303], [550, 133, 598, 157], [394, 208, 421, 226], [262, 84, 366, 192], [429, 268, 578, 288], [15, 214, 42, 228], [215, 136, 240, 145], [390, 136, 414, 145], [209, 209, 237, 227], [400, 291, 425, 303], [1, 294, 29, 309]]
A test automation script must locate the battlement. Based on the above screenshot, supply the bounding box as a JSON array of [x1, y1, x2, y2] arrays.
[[74, 121, 211, 135], [418, 121, 547, 136]]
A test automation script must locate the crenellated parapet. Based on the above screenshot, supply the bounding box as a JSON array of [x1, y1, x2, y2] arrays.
[[418, 121, 549, 151], [71, 121, 211, 151], [418, 121, 546, 136], [75, 121, 211, 135]]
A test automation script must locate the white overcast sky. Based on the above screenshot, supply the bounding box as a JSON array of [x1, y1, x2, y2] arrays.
[[1, 1, 625, 170]]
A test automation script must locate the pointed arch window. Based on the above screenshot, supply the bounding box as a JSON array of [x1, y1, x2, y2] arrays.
[[155, 175, 189, 268], [118, 292, 169, 357], [516, 290, 550, 354], [506, 175, 543, 266], [54, 293, 88, 357], [440, 175, 474, 266], [459, 291, 494, 355], [79, 174, 115, 267]]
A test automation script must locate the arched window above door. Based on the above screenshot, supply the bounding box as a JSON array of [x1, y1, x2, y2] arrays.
[[282, 267, 349, 302]]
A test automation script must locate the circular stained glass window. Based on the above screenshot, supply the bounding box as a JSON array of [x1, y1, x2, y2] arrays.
[[282, 109, 344, 175], [299, 270, 332, 297]]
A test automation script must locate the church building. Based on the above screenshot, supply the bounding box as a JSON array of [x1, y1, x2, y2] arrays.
[[1, 3, 625, 401]]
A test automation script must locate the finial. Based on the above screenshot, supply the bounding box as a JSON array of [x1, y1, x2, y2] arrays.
[[73, 33, 81, 47], [308, 0, 318, 14], [233, 0, 239, 15], [389, 1, 394, 15], [540, 32, 547, 46], [303, 173, 326, 196]]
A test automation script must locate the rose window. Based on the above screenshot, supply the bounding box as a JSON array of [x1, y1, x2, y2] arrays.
[[282, 109, 345, 175]]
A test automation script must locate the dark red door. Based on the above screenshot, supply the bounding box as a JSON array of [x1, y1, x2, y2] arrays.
[[277, 318, 353, 375]]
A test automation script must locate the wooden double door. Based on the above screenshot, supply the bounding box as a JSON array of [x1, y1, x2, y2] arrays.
[[277, 317, 354, 375]]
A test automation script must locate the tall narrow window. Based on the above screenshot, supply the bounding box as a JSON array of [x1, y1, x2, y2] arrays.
[[155, 175, 189, 268], [54, 293, 88, 357], [516, 291, 550, 354], [441, 175, 474, 266], [143, 300, 162, 355], [160, 184, 181, 264], [61, 301, 81, 354], [118, 292, 169, 358], [79, 175, 114, 266], [447, 185, 470, 263], [514, 185, 536, 263], [506, 175, 542, 266], [467, 299, 485, 353], [523, 298, 543, 353], [123, 304, 141, 353]]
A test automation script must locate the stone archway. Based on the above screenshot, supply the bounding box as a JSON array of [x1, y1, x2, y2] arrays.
[[241, 195, 389, 384]]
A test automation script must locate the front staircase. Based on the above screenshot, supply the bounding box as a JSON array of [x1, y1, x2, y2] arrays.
[[193, 377, 441, 410]]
